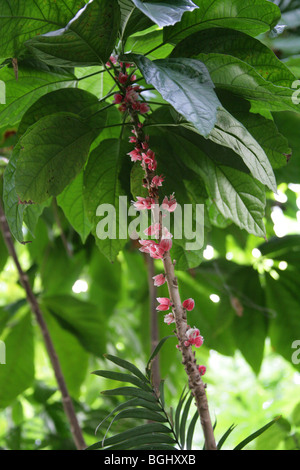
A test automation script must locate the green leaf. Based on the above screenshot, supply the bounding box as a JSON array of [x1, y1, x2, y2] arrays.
[[146, 335, 176, 372], [216, 92, 290, 171], [90, 423, 172, 449], [101, 433, 176, 450], [42, 294, 107, 357], [0, 0, 85, 57], [0, 314, 34, 409], [187, 52, 300, 113], [0, 60, 76, 128], [92, 370, 152, 392], [180, 393, 194, 449], [104, 354, 149, 383], [227, 266, 268, 375], [101, 386, 157, 403], [118, 0, 154, 43], [234, 416, 281, 450], [25, 0, 121, 67], [3, 143, 26, 242], [113, 407, 168, 423], [15, 112, 96, 203], [265, 271, 300, 363], [186, 410, 199, 450], [57, 171, 92, 243], [43, 310, 89, 398], [172, 27, 296, 88], [183, 107, 277, 192], [131, 0, 198, 28], [163, 0, 281, 44], [17, 88, 105, 139], [83, 138, 131, 262], [217, 424, 236, 450], [185, 151, 267, 238], [131, 55, 221, 137]]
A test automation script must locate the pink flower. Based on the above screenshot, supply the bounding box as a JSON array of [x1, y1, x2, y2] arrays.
[[144, 223, 160, 238], [184, 327, 204, 348], [106, 55, 117, 67], [133, 196, 155, 210], [151, 175, 164, 188], [164, 312, 175, 325], [130, 74, 137, 82], [128, 149, 142, 162], [198, 365, 206, 376], [152, 273, 166, 287], [156, 297, 172, 311], [162, 194, 177, 212], [118, 72, 128, 84], [159, 238, 172, 252], [182, 298, 195, 311], [139, 102, 150, 114], [113, 93, 123, 104]]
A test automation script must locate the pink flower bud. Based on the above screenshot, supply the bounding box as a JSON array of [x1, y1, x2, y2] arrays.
[[152, 273, 166, 287], [182, 298, 195, 311], [156, 297, 172, 311], [164, 313, 175, 325], [198, 365, 206, 376]]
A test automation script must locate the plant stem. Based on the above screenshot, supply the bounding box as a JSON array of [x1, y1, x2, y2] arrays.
[[0, 201, 86, 450], [129, 112, 217, 451], [145, 255, 161, 392]]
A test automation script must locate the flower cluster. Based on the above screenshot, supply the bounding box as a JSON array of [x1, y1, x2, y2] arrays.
[[111, 55, 206, 378]]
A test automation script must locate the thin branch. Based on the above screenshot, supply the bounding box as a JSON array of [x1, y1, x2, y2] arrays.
[[0, 201, 86, 450], [145, 255, 161, 392]]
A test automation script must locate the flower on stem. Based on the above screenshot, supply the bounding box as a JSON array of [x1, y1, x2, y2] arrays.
[[198, 365, 206, 376], [144, 223, 160, 238], [128, 148, 142, 162], [113, 93, 123, 104], [182, 298, 195, 311], [162, 194, 177, 212], [164, 312, 175, 325], [156, 297, 172, 311], [133, 196, 155, 210], [184, 327, 204, 348], [151, 175, 164, 188], [106, 55, 117, 67], [152, 273, 166, 287], [118, 72, 128, 85]]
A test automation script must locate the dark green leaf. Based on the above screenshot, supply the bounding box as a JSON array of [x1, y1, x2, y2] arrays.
[[42, 295, 107, 357], [83, 138, 131, 262], [164, 0, 281, 44], [101, 386, 157, 403], [0, 0, 85, 57], [131, 55, 221, 137], [114, 407, 168, 423], [217, 424, 236, 450], [131, 0, 198, 28], [92, 370, 152, 391], [104, 354, 148, 382], [180, 393, 194, 449], [94, 423, 172, 449], [186, 410, 199, 450], [15, 112, 96, 203], [0, 314, 34, 409], [26, 0, 121, 67]]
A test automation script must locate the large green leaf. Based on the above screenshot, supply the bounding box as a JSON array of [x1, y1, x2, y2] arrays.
[[172, 28, 296, 88], [216, 92, 290, 171], [183, 107, 277, 192], [43, 310, 89, 399], [118, 0, 154, 43], [163, 0, 281, 44], [0, 0, 85, 57], [186, 52, 300, 113], [42, 295, 107, 357], [25, 0, 121, 67], [227, 266, 268, 374], [83, 138, 131, 262], [57, 171, 91, 244], [131, 0, 198, 28], [0, 60, 76, 128], [131, 55, 221, 137], [146, 117, 267, 238], [15, 112, 96, 203], [0, 314, 34, 409], [17, 88, 105, 138], [265, 271, 300, 363]]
